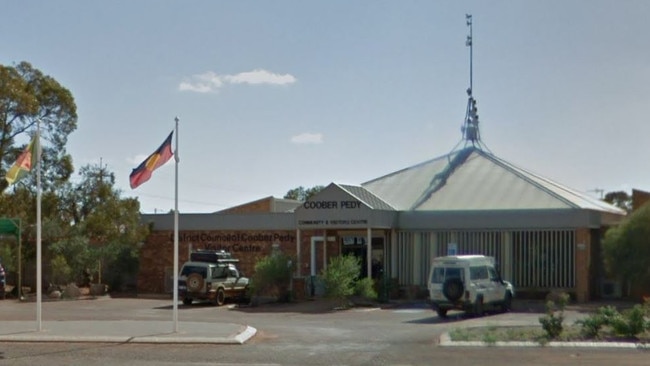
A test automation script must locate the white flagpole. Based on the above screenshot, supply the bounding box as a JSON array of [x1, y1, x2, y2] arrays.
[[173, 117, 180, 332], [36, 119, 42, 331]]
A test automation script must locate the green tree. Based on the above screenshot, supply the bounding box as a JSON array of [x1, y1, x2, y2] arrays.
[[603, 190, 632, 213], [602, 203, 650, 295], [284, 185, 325, 201], [50, 163, 149, 289], [0, 61, 77, 193]]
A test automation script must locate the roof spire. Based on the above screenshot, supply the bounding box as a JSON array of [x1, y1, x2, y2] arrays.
[[457, 14, 491, 153]]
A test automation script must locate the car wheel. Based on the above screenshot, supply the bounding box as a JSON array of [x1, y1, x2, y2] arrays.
[[436, 308, 448, 318], [501, 292, 513, 313], [215, 288, 226, 306], [473, 296, 484, 317], [442, 277, 464, 302], [182, 297, 193, 305], [186, 273, 204, 292]]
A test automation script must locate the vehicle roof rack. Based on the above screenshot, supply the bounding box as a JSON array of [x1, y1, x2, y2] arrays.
[[190, 250, 240, 264]]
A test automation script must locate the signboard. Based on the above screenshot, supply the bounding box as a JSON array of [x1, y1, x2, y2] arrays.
[[296, 185, 371, 228], [447, 243, 458, 256]]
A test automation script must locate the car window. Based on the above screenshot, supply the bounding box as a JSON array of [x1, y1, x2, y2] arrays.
[[431, 268, 445, 283], [470, 266, 488, 280], [431, 267, 464, 283], [212, 267, 226, 279], [488, 266, 499, 281], [181, 266, 207, 278]]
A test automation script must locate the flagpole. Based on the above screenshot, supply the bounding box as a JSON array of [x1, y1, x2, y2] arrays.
[[36, 119, 42, 331], [173, 116, 180, 332]]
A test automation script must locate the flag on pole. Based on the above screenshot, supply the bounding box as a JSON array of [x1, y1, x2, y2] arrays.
[[5, 134, 40, 185], [129, 131, 174, 189]]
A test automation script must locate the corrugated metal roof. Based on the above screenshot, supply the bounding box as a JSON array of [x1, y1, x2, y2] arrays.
[[362, 147, 626, 215], [272, 198, 302, 213], [337, 184, 395, 210]]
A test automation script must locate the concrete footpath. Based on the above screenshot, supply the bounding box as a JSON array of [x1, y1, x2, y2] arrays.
[[0, 320, 257, 344]]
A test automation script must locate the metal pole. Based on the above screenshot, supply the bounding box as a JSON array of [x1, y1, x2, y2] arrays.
[[36, 120, 42, 331], [17, 219, 21, 300], [466, 14, 473, 93], [173, 117, 180, 332], [366, 227, 372, 279]]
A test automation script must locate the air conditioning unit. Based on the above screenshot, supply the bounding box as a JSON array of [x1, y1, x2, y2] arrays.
[[600, 279, 622, 299]]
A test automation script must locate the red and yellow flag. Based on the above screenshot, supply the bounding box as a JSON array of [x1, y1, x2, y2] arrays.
[[5, 135, 40, 185], [129, 131, 174, 189]]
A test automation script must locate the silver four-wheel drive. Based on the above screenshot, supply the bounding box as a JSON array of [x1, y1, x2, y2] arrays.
[[178, 250, 250, 306], [428, 255, 514, 318]]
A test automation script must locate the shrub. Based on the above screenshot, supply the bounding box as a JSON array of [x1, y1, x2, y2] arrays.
[[538, 292, 569, 339], [576, 305, 620, 339], [354, 277, 378, 300], [50, 255, 72, 285], [321, 255, 361, 303], [249, 253, 295, 301], [610, 304, 649, 339]]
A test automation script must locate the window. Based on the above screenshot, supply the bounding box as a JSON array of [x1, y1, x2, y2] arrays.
[[488, 267, 499, 281], [181, 266, 207, 278], [432, 267, 464, 283], [431, 268, 445, 283], [212, 267, 226, 279], [470, 266, 488, 280]]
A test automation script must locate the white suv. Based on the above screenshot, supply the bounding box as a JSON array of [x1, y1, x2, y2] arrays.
[[427, 255, 514, 318], [178, 251, 250, 306]]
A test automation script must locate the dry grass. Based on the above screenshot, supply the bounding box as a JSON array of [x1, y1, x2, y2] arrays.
[[449, 324, 650, 344]]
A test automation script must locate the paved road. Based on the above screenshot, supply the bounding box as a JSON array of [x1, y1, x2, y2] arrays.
[[1, 296, 648, 365]]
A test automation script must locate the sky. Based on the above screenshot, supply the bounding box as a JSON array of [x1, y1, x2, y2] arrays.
[[2, 1, 650, 213]]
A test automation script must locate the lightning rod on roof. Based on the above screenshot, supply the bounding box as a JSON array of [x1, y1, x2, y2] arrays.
[[466, 13, 473, 95], [456, 14, 491, 153]]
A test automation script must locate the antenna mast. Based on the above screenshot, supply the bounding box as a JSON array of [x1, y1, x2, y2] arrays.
[[457, 14, 491, 152], [467, 14, 473, 93]]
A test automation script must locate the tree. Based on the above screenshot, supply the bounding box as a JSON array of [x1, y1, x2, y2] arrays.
[[602, 203, 650, 296], [49, 163, 149, 288], [0, 61, 77, 193], [603, 191, 632, 213], [284, 185, 325, 202]]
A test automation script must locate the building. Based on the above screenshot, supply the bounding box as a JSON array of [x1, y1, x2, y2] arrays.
[[137, 20, 627, 302], [138, 143, 625, 302]]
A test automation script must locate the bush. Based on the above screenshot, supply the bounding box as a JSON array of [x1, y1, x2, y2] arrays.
[[576, 305, 619, 339], [354, 277, 378, 300], [50, 255, 72, 285], [538, 292, 569, 339], [321, 255, 360, 303], [249, 253, 295, 301], [610, 304, 649, 339]]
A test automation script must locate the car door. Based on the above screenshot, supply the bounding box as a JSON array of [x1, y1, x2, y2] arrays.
[[487, 266, 505, 303], [470, 265, 491, 301]]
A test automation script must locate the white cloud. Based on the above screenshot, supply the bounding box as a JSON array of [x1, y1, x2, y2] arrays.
[[178, 81, 213, 93], [291, 132, 323, 145], [179, 69, 296, 92], [224, 69, 297, 85]]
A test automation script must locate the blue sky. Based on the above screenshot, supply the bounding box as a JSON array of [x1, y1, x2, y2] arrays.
[[2, 1, 649, 213]]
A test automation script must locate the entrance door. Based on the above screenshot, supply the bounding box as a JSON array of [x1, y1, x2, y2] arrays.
[[341, 236, 384, 279]]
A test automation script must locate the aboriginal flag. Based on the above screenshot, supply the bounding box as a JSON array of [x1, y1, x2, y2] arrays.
[[129, 131, 174, 189]]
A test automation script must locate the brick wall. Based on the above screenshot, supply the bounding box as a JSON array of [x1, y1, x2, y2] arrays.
[[137, 229, 297, 293]]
